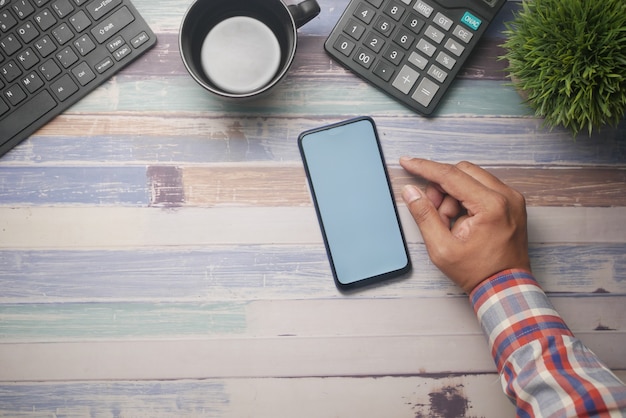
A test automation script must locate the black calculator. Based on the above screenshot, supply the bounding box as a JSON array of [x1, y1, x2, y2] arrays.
[[325, 0, 506, 115]]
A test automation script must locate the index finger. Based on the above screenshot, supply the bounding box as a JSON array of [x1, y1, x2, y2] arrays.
[[400, 157, 493, 204]]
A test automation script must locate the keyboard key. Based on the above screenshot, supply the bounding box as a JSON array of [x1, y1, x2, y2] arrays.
[[52, 23, 74, 44], [74, 34, 96, 55], [69, 10, 91, 32], [39, 58, 61, 80], [17, 48, 39, 70], [444, 37, 465, 56], [453, 25, 474, 43], [354, 3, 375, 24], [373, 60, 394, 81], [87, 0, 121, 20], [0, 90, 56, 142], [408, 51, 427, 70], [435, 51, 455, 70], [0, 10, 18, 32], [383, 45, 404, 65], [364, 31, 384, 53], [34, 9, 58, 31], [433, 12, 453, 30], [404, 13, 425, 34], [424, 25, 444, 44], [71, 61, 95, 85], [353, 47, 375, 69], [1, 34, 22, 56], [17, 22, 40, 43], [412, 77, 439, 107], [392, 65, 418, 94], [416, 38, 435, 57], [334, 35, 355, 57], [1, 61, 22, 82], [413, 0, 433, 18], [12, 0, 35, 19], [427, 64, 447, 83], [4, 84, 27, 105], [113, 43, 131, 60], [107, 35, 125, 52], [34, 35, 56, 57], [343, 19, 366, 40], [393, 28, 414, 50], [384, 3, 405, 21], [91, 6, 135, 43], [50, 73, 78, 101], [56, 46, 78, 68], [21, 71, 45, 93], [52, 0, 75, 18], [95, 56, 114, 73], [130, 31, 150, 48]]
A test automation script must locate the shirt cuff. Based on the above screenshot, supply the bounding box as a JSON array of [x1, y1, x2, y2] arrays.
[[469, 269, 574, 372]]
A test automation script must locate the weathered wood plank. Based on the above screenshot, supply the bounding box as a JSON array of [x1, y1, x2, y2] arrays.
[[2, 115, 623, 165], [1, 165, 624, 206], [1, 207, 625, 248], [0, 331, 623, 382], [1, 244, 625, 302], [0, 375, 520, 418], [0, 296, 623, 341]]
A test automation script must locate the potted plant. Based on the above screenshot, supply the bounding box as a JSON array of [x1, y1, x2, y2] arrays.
[[500, 0, 626, 136]]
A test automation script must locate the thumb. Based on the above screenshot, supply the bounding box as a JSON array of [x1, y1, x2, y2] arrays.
[[402, 185, 451, 249]]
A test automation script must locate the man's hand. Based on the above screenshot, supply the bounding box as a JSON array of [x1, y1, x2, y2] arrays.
[[400, 157, 531, 293]]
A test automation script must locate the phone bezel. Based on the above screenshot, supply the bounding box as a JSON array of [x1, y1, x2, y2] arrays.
[[298, 116, 412, 290]]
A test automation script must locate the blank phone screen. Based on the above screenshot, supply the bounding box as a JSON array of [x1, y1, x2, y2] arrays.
[[299, 118, 410, 287]]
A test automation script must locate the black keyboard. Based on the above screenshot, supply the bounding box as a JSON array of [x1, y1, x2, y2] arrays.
[[0, 0, 156, 157], [325, 0, 506, 115]]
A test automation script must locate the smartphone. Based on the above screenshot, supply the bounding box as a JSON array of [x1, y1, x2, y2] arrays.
[[298, 117, 411, 289]]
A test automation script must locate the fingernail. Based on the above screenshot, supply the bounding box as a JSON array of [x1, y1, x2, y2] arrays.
[[400, 156, 412, 163], [402, 185, 422, 203]]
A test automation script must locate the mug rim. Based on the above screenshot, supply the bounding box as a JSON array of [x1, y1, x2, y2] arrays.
[[179, 0, 298, 99]]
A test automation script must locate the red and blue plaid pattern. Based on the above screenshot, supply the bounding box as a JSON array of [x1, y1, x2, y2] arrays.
[[470, 269, 626, 417]]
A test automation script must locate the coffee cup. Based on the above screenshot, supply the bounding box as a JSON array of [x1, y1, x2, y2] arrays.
[[179, 0, 320, 99]]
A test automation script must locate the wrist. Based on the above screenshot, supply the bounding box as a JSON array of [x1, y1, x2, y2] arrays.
[[469, 269, 572, 371]]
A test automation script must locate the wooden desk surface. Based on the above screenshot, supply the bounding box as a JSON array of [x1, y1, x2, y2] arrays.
[[1, 0, 624, 416]]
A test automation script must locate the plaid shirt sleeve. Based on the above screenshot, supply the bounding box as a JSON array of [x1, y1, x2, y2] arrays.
[[470, 269, 626, 417]]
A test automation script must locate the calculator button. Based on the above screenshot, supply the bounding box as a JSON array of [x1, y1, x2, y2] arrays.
[[353, 47, 375, 69], [384, 3, 405, 21], [412, 77, 439, 107], [354, 3, 376, 24], [461, 11, 482, 31], [344, 18, 366, 40], [384, 45, 405, 65], [364, 31, 385, 53], [435, 51, 456, 70], [444, 38, 465, 56], [433, 12, 453, 31], [334, 35, 356, 56], [399, 0, 410, 4], [413, 0, 433, 18], [416, 38, 435, 57], [424, 25, 444, 44], [427, 64, 447, 83], [374, 15, 395, 36], [404, 13, 425, 34], [408, 51, 428, 70], [393, 28, 415, 50], [392, 65, 419, 94], [452, 25, 474, 43], [373, 60, 394, 81]]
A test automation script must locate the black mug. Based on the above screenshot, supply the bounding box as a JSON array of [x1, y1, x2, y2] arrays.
[[179, 0, 320, 99]]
